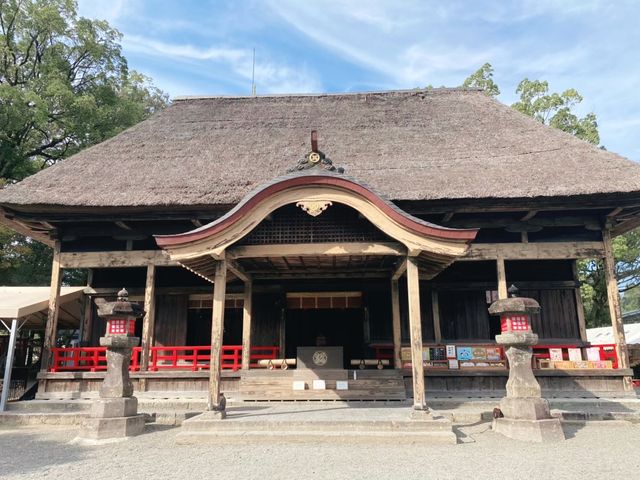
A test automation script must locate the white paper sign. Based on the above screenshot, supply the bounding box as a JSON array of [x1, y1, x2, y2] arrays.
[[568, 348, 582, 362], [312, 380, 326, 390], [446, 345, 457, 359], [292, 381, 306, 391], [336, 381, 349, 390]]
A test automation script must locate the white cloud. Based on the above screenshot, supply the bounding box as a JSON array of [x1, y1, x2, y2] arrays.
[[122, 35, 321, 94]]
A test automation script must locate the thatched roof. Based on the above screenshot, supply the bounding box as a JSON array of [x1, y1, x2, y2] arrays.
[[1, 88, 640, 210]]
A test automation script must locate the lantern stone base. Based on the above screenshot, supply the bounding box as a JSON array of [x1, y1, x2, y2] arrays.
[[91, 397, 138, 418], [499, 397, 552, 420], [80, 414, 145, 440], [492, 417, 565, 443], [79, 397, 145, 440]]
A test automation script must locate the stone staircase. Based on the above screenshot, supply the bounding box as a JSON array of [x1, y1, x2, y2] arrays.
[[238, 369, 407, 401]]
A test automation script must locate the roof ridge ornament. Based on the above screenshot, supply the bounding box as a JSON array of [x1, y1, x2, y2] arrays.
[[287, 130, 345, 174]]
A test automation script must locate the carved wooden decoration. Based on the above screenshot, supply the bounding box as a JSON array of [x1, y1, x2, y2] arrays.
[[296, 200, 333, 217]]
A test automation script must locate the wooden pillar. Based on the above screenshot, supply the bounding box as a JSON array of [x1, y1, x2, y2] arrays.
[[80, 269, 94, 344], [209, 259, 227, 410], [391, 278, 402, 369], [41, 241, 62, 372], [602, 229, 631, 390], [572, 260, 587, 342], [431, 290, 442, 343], [140, 264, 157, 371], [241, 280, 253, 370], [406, 256, 427, 410], [496, 256, 508, 299]]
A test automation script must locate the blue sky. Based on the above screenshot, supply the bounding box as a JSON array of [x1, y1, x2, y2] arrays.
[[77, 0, 640, 161]]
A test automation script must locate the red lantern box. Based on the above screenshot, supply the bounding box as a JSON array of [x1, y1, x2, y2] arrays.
[[106, 318, 136, 336], [500, 314, 531, 333]]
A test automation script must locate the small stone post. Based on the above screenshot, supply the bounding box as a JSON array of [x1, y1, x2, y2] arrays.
[[79, 288, 146, 440], [489, 286, 565, 443]]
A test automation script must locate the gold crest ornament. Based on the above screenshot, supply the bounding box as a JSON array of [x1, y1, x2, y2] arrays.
[[296, 200, 333, 217]]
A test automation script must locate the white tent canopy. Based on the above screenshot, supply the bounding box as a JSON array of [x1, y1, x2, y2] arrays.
[[0, 286, 85, 328], [587, 324, 640, 345]]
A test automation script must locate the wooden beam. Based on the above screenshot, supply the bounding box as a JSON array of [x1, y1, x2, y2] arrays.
[[241, 280, 253, 370], [251, 271, 391, 280], [611, 217, 640, 237], [520, 231, 529, 243], [607, 207, 624, 219], [461, 242, 605, 261], [0, 208, 54, 246], [115, 221, 132, 230], [602, 229, 632, 391], [496, 256, 508, 300], [431, 290, 442, 343], [227, 242, 405, 259], [520, 210, 538, 221], [226, 259, 251, 283], [80, 269, 94, 344], [41, 241, 62, 371], [390, 279, 402, 369], [572, 261, 587, 342], [208, 259, 227, 410], [442, 212, 455, 222], [406, 257, 427, 410], [391, 258, 408, 280], [59, 250, 176, 268], [140, 264, 157, 371]]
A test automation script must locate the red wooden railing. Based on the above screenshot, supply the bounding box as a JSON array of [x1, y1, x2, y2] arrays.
[[50, 345, 279, 373]]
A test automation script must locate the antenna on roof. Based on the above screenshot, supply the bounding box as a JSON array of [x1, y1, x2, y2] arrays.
[[251, 48, 256, 96]]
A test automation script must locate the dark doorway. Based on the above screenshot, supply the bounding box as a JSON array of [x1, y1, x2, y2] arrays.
[[285, 308, 365, 368], [186, 308, 243, 346]]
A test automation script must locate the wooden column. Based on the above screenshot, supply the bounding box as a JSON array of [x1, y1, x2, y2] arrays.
[[431, 290, 442, 343], [241, 280, 253, 370], [208, 259, 227, 410], [80, 269, 94, 344], [140, 264, 157, 371], [602, 229, 631, 390], [390, 278, 402, 369], [496, 256, 508, 299], [407, 256, 427, 410], [572, 260, 587, 342], [41, 241, 62, 372]]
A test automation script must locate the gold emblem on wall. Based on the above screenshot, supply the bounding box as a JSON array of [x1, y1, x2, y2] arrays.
[[296, 200, 333, 217]]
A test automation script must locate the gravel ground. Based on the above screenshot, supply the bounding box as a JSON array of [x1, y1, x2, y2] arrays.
[[0, 423, 640, 480], [1, 420, 639, 480]]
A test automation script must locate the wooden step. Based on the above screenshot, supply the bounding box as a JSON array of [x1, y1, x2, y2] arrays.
[[238, 369, 407, 401]]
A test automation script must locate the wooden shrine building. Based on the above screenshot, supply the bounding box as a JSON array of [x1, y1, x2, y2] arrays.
[[1, 88, 640, 403]]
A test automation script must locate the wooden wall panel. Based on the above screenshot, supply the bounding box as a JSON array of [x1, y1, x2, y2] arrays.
[[520, 289, 579, 339], [438, 290, 493, 340], [154, 294, 188, 346], [251, 293, 282, 346]]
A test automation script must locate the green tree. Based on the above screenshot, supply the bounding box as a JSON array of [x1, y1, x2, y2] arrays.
[[0, 0, 168, 285], [512, 79, 599, 145], [461, 62, 500, 97], [581, 229, 640, 327]]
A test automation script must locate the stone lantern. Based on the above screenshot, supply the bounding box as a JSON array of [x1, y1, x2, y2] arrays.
[[80, 288, 146, 440], [489, 285, 565, 442]]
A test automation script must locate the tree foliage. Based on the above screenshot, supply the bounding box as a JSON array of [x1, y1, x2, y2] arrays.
[[0, 0, 168, 183], [461, 62, 500, 97], [512, 79, 600, 145], [0, 0, 168, 285], [578, 231, 640, 327]]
